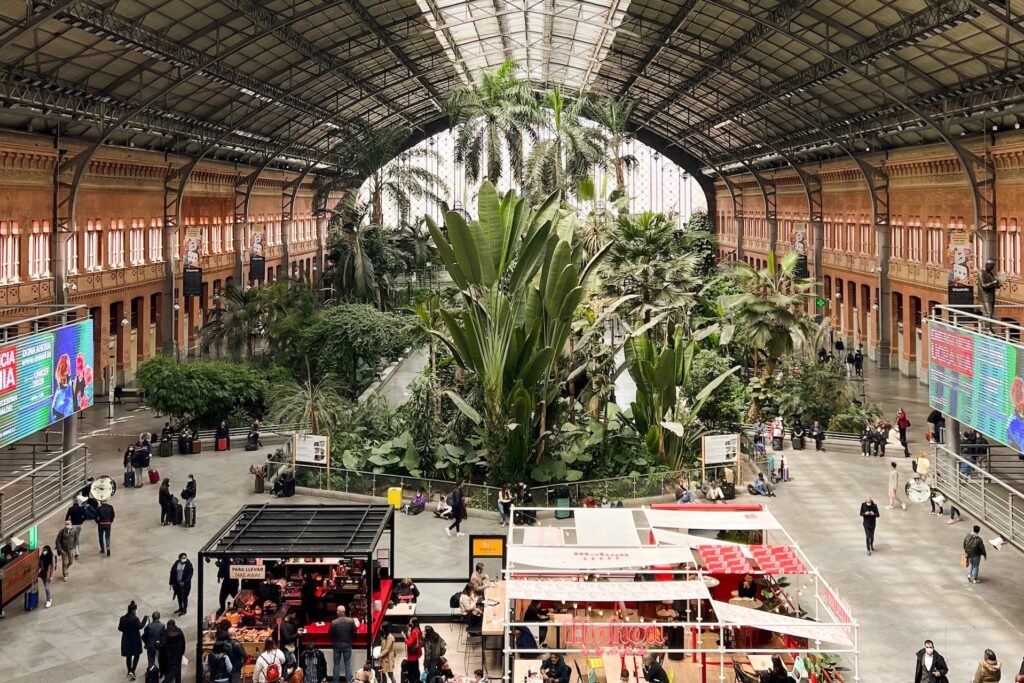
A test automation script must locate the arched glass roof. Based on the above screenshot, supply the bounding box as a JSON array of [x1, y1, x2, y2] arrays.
[[1, 0, 1021, 174]]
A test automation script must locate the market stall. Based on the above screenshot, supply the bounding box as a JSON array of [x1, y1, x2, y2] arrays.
[[498, 504, 858, 683], [196, 503, 395, 683]]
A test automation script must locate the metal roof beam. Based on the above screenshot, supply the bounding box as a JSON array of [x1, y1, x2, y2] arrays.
[[640, 0, 812, 126], [0, 0, 78, 46], [492, 0, 516, 63], [219, 0, 420, 121], [684, 0, 982, 135], [541, 0, 555, 85], [0, 66, 331, 163], [616, 0, 700, 97], [419, 0, 475, 83], [337, 0, 442, 111]]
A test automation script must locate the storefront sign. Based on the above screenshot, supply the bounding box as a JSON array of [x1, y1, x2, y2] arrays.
[[229, 564, 266, 580], [0, 548, 40, 608], [563, 617, 665, 648], [472, 537, 504, 557]]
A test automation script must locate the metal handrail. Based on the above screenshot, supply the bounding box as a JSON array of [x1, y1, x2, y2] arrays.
[[931, 443, 1024, 553], [0, 304, 88, 339], [0, 443, 90, 539], [930, 304, 1024, 341]]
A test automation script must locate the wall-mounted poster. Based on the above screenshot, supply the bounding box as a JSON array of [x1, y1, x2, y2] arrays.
[[792, 221, 809, 279], [182, 226, 202, 297]]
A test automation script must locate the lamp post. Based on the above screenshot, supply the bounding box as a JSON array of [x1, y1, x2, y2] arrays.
[[173, 303, 181, 362]]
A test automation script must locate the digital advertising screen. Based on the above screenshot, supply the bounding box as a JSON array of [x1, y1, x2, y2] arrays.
[[928, 320, 1024, 454], [0, 319, 95, 448]]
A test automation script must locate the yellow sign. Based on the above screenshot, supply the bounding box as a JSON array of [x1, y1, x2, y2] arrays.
[[472, 537, 504, 557]]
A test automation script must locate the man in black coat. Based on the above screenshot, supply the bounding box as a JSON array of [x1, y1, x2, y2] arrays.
[[168, 552, 194, 616], [142, 611, 165, 672], [642, 654, 669, 683], [859, 497, 880, 556], [913, 640, 949, 683]]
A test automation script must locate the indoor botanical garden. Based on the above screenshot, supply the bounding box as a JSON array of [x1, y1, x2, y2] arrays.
[[2, 2, 1023, 682]]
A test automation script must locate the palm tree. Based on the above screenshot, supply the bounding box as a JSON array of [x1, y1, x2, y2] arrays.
[[524, 88, 608, 201], [604, 211, 698, 324], [200, 282, 264, 360], [447, 59, 541, 185], [397, 217, 437, 270], [268, 368, 350, 435], [721, 251, 816, 420], [586, 95, 637, 194], [322, 203, 401, 307], [259, 279, 317, 363], [316, 123, 447, 226]]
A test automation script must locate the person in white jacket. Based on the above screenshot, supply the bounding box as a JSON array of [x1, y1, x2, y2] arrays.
[[252, 638, 287, 683]]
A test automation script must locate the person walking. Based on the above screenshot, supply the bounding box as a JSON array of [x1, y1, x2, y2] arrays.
[[378, 621, 396, 683], [181, 474, 197, 527], [118, 600, 150, 680], [896, 409, 912, 457], [159, 478, 173, 526], [169, 552, 194, 616], [142, 611, 165, 674], [65, 499, 86, 558], [973, 649, 1002, 683], [497, 486, 513, 528], [859, 497, 880, 556], [157, 619, 186, 683], [913, 640, 950, 683], [329, 604, 356, 683], [445, 483, 467, 537], [37, 544, 55, 608], [887, 462, 907, 510], [97, 499, 115, 556], [964, 524, 988, 583], [54, 521, 77, 581], [845, 351, 855, 378], [216, 558, 240, 617], [217, 626, 246, 683], [854, 348, 864, 377]]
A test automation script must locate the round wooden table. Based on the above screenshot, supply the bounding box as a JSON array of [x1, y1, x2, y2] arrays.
[[728, 596, 763, 610]]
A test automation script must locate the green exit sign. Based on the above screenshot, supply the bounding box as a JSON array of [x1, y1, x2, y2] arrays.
[[816, 297, 826, 308]]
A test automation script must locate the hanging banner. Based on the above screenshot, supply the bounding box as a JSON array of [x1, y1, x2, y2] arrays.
[[182, 226, 203, 298], [249, 228, 266, 282], [791, 221, 809, 279], [947, 230, 973, 306]]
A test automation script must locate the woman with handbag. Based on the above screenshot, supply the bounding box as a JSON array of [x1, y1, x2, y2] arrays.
[[378, 621, 397, 683]]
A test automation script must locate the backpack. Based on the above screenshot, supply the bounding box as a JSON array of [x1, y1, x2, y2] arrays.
[[445, 491, 455, 507], [208, 653, 228, 679], [262, 652, 282, 682], [449, 592, 461, 609]]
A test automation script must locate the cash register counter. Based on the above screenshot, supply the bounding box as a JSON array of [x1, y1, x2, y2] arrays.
[[300, 579, 393, 647]]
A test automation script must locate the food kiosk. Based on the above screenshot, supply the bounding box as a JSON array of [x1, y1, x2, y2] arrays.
[[196, 503, 395, 682], [497, 504, 859, 683]]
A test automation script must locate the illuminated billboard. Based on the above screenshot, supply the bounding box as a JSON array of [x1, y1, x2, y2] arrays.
[[0, 319, 95, 448], [928, 319, 1024, 453]]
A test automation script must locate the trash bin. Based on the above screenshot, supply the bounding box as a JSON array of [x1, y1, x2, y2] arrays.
[[552, 485, 572, 519], [387, 486, 403, 509]]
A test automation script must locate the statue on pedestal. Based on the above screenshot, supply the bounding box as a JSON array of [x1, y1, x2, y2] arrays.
[[976, 258, 1005, 326]]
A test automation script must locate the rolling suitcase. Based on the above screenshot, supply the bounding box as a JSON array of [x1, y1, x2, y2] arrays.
[[171, 497, 184, 525], [148, 468, 160, 484], [145, 666, 160, 683], [24, 588, 39, 611], [123, 469, 135, 488], [254, 475, 265, 494], [184, 505, 196, 527], [191, 439, 202, 454], [216, 437, 228, 451]]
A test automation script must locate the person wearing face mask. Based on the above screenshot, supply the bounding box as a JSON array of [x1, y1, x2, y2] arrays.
[[168, 552, 194, 616], [913, 640, 950, 683]]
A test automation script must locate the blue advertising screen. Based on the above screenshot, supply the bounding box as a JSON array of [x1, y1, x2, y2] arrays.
[[0, 319, 95, 448], [928, 320, 1024, 454]]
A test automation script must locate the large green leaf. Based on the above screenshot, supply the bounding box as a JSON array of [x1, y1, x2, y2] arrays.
[[444, 390, 482, 425], [425, 216, 468, 290], [446, 210, 482, 285], [476, 181, 502, 286]]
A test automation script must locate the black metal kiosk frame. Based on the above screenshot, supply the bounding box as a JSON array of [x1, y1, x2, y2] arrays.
[[196, 503, 396, 682]]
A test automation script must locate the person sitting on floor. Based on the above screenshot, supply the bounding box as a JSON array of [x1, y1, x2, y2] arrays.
[[433, 494, 452, 519], [403, 490, 427, 515]]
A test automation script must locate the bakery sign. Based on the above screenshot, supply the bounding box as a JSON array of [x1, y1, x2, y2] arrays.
[[229, 564, 266, 581]]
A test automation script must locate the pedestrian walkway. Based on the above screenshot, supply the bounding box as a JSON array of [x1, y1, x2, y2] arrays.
[[762, 438, 1024, 682], [0, 404, 501, 683]]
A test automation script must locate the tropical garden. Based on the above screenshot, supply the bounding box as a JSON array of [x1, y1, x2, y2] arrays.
[[136, 59, 879, 487]]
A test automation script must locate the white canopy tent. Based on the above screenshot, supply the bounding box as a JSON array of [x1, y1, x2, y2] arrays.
[[501, 505, 860, 682]]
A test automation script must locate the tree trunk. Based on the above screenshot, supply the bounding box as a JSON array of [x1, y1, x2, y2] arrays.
[[614, 143, 624, 191], [371, 174, 383, 225]]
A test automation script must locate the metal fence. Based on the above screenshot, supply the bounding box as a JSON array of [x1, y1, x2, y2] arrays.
[[0, 444, 90, 539], [932, 443, 1024, 553], [288, 464, 705, 511]]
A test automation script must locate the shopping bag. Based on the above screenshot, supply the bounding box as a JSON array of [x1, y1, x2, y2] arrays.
[[960, 553, 968, 568]]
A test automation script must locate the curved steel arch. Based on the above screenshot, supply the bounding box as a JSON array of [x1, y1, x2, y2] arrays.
[[694, 0, 995, 262]]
